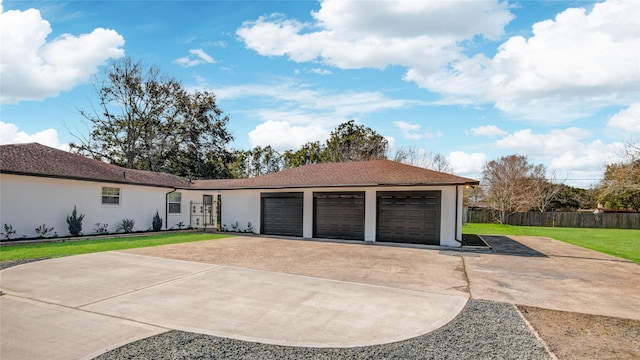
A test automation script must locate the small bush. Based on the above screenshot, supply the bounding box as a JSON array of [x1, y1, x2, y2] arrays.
[[116, 218, 135, 233], [152, 210, 163, 231], [94, 223, 109, 234], [176, 221, 185, 229], [66, 206, 85, 237], [246, 222, 254, 233], [2, 224, 16, 240], [231, 221, 239, 232], [35, 224, 55, 238]]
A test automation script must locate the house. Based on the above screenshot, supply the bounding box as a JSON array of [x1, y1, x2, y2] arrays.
[[0, 143, 479, 247]]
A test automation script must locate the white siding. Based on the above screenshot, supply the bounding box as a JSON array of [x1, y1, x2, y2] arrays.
[[0, 174, 174, 238]]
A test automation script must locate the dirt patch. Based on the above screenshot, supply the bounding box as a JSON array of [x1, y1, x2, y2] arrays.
[[123, 236, 469, 296], [519, 305, 640, 360]]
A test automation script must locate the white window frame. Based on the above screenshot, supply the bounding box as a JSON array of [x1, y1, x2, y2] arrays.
[[101, 187, 121, 206], [168, 192, 182, 214]]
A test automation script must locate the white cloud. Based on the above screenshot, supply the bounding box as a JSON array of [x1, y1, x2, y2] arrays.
[[607, 103, 640, 134], [549, 140, 625, 171], [418, 0, 640, 122], [447, 151, 486, 178], [491, 127, 625, 177], [494, 128, 592, 158], [309, 68, 333, 75], [248, 120, 330, 151], [237, 0, 513, 71], [237, 0, 639, 124], [174, 48, 216, 67], [393, 120, 440, 140], [213, 82, 418, 119], [470, 125, 507, 137], [0, 121, 69, 150], [0, 3, 124, 104]]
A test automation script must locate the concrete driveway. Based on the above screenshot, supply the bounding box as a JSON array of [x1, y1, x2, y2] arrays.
[[1, 235, 639, 360]]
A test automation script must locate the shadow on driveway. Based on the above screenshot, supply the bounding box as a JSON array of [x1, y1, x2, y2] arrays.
[[481, 235, 548, 257]]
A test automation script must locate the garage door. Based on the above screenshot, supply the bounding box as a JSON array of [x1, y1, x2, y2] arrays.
[[377, 191, 441, 245], [314, 192, 365, 240], [261, 193, 303, 237]]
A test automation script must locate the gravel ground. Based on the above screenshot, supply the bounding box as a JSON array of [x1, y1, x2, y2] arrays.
[[94, 299, 551, 360]]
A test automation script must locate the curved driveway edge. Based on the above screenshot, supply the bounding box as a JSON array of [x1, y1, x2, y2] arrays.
[[0, 250, 468, 359]]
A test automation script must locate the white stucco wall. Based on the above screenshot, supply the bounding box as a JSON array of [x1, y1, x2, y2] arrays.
[[218, 185, 463, 247], [0, 174, 180, 238], [219, 189, 261, 232]]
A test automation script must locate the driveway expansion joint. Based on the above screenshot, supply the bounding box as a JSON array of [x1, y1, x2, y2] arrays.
[[77, 264, 223, 308]]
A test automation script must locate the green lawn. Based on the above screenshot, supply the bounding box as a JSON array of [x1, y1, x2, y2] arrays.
[[463, 223, 640, 264], [0, 233, 231, 262]]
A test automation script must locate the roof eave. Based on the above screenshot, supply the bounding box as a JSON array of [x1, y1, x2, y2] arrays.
[[0, 170, 183, 189]]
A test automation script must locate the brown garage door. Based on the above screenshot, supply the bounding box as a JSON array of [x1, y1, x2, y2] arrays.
[[261, 193, 303, 237], [377, 191, 441, 245], [314, 192, 365, 240]]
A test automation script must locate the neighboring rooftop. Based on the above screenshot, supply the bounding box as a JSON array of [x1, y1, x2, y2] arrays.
[[1, 143, 479, 189]]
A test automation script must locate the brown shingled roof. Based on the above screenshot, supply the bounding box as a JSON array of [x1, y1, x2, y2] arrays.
[[192, 159, 479, 189], [1, 143, 479, 190], [0, 143, 191, 188]]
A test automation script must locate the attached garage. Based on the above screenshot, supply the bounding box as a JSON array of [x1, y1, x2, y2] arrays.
[[261, 192, 303, 237], [376, 191, 441, 245], [313, 192, 365, 240]]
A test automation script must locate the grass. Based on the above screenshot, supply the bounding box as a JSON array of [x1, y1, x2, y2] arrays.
[[463, 223, 640, 264], [0, 232, 232, 262]]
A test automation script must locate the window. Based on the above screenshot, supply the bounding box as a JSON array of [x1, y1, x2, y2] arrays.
[[102, 187, 120, 205], [168, 192, 182, 214]]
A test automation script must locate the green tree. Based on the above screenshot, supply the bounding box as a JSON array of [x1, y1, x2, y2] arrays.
[[283, 141, 326, 169], [553, 184, 595, 210], [227, 146, 283, 178], [596, 140, 640, 211], [323, 120, 388, 162], [164, 89, 233, 179]]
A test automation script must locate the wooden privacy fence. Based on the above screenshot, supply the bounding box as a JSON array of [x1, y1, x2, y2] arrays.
[[465, 210, 640, 229]]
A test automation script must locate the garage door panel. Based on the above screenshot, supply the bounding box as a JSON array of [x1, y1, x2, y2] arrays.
[[376, 191, 441, 245], [314, 192, 365, 241], [261, 193, 303, 237]]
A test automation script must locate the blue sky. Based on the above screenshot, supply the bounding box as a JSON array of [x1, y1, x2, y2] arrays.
[[1, 0, 638, 188]]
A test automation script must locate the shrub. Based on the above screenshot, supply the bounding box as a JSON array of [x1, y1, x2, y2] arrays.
[[35, 224, 55, 238], [115, 218, 135, 233], [94, 223, 109, 234], [2, 224, 16, 240], [176, 221, 185, 229], [231, 221, 239, 232], [246, 222, 254, 233], [152, 210, 163, 231], [66, 206, 85, 237]]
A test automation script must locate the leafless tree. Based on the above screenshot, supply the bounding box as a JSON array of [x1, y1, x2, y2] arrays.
[[531, 170, 565, 212], [393, 146, 452, 172], [482, 154, 546, 223]]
